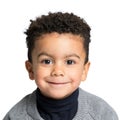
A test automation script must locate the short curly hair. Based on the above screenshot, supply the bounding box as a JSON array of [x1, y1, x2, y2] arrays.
[[25, 12, 91, 63]]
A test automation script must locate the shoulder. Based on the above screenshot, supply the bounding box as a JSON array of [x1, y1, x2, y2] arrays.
[[77, 88, 118, 120], [3, 90, 36, 120]]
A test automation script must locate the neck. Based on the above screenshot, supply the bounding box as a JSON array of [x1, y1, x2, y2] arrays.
[[36, 88, 79, 120]]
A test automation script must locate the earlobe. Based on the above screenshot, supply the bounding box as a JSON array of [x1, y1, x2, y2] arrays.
[[81, 62, 90, 81], [25, 61, 34, 80]]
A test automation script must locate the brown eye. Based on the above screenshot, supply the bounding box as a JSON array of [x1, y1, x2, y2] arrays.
[[41, 59, 52, 64], [66, 60, 75, 65]]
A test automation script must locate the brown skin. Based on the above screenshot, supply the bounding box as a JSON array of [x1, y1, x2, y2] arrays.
[[25, 32, 90, 99]]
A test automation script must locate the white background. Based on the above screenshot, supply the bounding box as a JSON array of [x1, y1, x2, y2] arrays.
[[0, 0, 120, 119]]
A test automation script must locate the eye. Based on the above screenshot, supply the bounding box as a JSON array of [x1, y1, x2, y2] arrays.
[[66, 60, 75, 65], [41, 59, 53, 64]]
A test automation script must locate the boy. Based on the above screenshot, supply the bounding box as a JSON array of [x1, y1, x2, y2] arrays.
[[3, 12, 118, 120]]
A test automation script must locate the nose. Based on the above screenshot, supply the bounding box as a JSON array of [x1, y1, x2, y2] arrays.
[[51, 64, 65, 77]]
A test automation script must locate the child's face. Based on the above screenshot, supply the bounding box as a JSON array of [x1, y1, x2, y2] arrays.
[[26, 32, 90, 99]]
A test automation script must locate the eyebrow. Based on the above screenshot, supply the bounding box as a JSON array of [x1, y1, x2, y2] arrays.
[[37, 52, 80, 59], [65, 54, 80, 59], [37, 52, 53, 58]]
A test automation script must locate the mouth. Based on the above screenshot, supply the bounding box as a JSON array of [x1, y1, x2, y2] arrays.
[[47, 81, 70, 87], [48, 82, 69, 84]]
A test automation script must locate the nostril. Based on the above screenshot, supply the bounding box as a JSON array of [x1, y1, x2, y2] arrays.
[[51, 69, 64, 77]]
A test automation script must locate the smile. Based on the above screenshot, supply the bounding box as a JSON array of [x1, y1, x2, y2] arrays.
[[48, 82, 69, 84], [47, 81, 70, 87]]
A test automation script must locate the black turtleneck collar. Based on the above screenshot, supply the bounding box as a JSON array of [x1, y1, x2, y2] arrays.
[[36, 88, 79, 120]]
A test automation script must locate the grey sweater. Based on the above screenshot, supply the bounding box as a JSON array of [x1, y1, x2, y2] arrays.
[[3, 88, 118, 120]]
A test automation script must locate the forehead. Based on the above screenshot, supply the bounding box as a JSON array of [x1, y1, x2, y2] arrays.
[[33, 32, 86, 58], [40, 32, 84, 41], [35, 32, 84, 46]]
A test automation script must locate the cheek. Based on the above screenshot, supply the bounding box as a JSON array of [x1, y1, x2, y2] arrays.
[[33, 67, 50, 80], [67, 68, 83, 83], [33, 68, 47, 88]]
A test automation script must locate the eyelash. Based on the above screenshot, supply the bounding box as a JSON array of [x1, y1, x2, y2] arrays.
[[40, 59, 53, 64], [40, 59, 76, 65], [66, 60, 76, 65]]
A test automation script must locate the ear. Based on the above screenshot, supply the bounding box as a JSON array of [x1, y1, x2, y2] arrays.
[[25, 60, 34, 80], [81, 61, 90, 81]]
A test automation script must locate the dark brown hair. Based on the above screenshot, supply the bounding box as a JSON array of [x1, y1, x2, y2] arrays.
[[25, 12, 91, 63]]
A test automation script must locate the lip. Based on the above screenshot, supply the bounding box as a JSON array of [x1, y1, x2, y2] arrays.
[[48, 82, 69, 84], [47, 81, 70, 87]]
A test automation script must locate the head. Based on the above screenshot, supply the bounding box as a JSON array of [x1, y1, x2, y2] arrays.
[[25, 12, 91, 99]]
